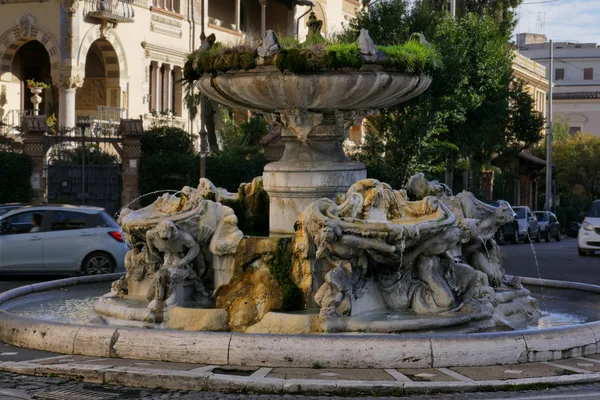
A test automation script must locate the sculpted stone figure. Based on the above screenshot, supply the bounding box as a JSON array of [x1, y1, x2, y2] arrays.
[[145, 220, 202, 311], [298, 175, 523, 321]]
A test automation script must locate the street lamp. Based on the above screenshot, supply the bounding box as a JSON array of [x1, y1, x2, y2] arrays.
[[76, 116, 91, 206]]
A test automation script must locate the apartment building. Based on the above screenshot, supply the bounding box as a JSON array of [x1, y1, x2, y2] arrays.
[[519, 36, 600, 137], [0, 0, 363, 131]]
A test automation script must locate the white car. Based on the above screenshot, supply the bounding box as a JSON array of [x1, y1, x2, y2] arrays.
[[579, 200, 600, 256], [0, 205, 128, 274]]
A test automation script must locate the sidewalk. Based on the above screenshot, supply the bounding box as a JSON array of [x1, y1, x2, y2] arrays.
[[3, 342, 600, 397]]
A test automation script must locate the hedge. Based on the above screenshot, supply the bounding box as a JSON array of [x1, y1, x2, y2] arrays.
[[0, 151, 32, 203]]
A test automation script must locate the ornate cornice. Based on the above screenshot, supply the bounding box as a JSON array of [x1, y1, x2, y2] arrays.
[[141, 41, 187, 66]]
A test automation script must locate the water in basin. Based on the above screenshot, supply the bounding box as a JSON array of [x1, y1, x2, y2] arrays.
[[2, 282, 599, 333]]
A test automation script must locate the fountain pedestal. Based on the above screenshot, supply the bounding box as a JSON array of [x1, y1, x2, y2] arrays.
[[263, 111, 366, 236]]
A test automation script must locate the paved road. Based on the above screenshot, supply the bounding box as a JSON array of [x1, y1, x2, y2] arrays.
[[502, 237, 600, 285], [2, 370, 600, 399], [2, 237, 600, 399]]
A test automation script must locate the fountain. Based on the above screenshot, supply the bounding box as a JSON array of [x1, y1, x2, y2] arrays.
[[85, 29, 539, 334], [1, 28, 600, 375]]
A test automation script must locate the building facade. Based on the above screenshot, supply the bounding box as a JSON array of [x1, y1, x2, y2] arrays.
[[0, 0, 363, 132], [518, 36, 600, 137]]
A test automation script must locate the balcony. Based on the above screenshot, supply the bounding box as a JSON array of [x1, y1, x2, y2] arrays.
[[84, 0, 135, 24]]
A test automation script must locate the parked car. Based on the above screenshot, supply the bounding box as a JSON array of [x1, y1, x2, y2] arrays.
[[512, 206, 540, 243], [567, 221, 581, 238], [578, 200, 600, 256], [534, 211, 561, 242], [0, 205, 128, 275], [486, 200, 519, 244], [0, 203, 28, 217]]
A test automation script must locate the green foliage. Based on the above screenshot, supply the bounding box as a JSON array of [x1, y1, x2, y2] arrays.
[[346, 1, 542, 189], [421, 0, 521, 37], [140, 124, 197, 206], [270, 238, 303, 311], [203, 151, 268, 193], [552, 132, 600, 209], [203, 111, 268, 192], [378, 41, 442, 73], [338, 0, 411, 45], [187, 32, 440, 78], [0, 152, 32, 203], [50, 145, 119, 166], [188, 44, 258, 80]]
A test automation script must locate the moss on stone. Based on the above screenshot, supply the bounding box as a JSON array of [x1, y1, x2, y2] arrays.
[[270, 237, 303, 311], [185, 38, 441, 84]]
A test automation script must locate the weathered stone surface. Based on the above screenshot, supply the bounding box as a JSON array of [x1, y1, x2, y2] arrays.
[[244, 312, 319, 334], [215, 237, 288, 332], [523, 326, 598, 362], [430, 334, 528, 367], [111, 329, 231, 364], [165, 307, 229, 332], [228, 334, 432, 368], [72, 326, 117, 357]]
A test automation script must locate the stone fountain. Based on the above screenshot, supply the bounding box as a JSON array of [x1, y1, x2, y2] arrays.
[[92, 29, 540, 334]]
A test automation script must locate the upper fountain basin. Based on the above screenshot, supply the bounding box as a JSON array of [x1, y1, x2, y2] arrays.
[[196, 66, 431, 113]]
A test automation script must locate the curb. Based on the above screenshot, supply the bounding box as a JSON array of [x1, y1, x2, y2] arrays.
[[2, 275, 600, 369], [2, 360, 600, 396]]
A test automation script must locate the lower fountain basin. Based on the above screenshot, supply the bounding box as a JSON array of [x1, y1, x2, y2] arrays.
[[1, 275, 600, 369]]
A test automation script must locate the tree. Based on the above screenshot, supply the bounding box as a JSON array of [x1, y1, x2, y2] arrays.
[[553, 132, 600, 207], [344, 1, 544, 191], [420, 0, 520, 36]]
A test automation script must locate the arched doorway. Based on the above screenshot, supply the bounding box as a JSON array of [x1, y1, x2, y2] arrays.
[[11, 41, 57, 116], [76, 39, 121, 118]]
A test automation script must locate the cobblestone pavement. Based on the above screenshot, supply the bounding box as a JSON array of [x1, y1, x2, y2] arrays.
[[3, 370, 600, 399]]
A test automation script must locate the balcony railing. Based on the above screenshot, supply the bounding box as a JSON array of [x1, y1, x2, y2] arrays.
[[84, 0, 135, 24]]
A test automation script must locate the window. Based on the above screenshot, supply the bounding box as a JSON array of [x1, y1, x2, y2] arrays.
[[534, 212, 548, 221], [555, 68, 565, 80], [550, 214, 558, 222], [569, 126, 581, 136], [584, 68, 594, 80], [514, 208, 526, 219], [152, 0, 180, 13], [50, 211, 91, 231], [148, 62, 183, 117], [0, 211, 44, 235]]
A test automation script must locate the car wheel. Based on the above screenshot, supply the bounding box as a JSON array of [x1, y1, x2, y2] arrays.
[[556, 234, 561, 242], [535, 232, 541, 243], [544, 231, 551, 242], [579, 248, 588, 257], [83, 252, 115, 275]]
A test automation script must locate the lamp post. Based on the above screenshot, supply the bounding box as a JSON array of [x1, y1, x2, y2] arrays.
[[77, 116, 91, 206], [545, 40, 553, 211]]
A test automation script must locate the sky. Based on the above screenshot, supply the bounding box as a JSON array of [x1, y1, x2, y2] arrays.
[[514, 0, 600, 44]]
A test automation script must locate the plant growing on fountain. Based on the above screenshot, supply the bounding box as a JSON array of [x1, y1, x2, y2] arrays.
[[96, 29, 540, 334]]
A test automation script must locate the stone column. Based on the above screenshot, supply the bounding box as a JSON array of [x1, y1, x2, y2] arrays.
[[22, 116, 48, 203], [263, 110, 366, 236], [154, 62, 163, 112], [58, 88, 77, 129], [259, 0, 267, 38], [119, 119, 144, 208], [56, 73, 83, 129], [235, 0, 241, 31], [166, 64, 174, 114]]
